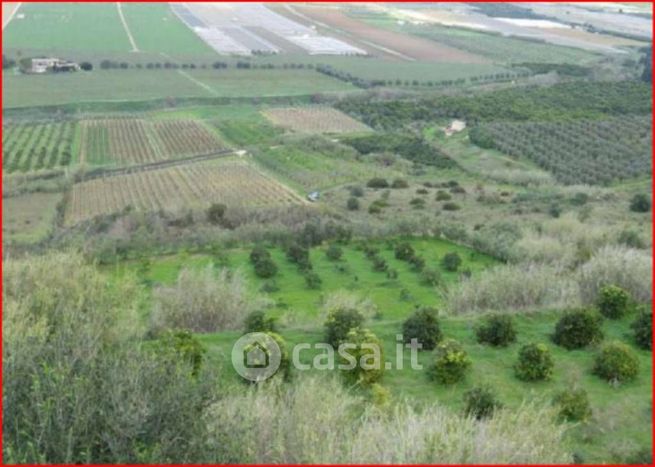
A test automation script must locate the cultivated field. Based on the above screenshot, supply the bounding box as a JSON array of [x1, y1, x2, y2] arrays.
[[2, 192, 62, 244], [283, 5, 489, 63], [2, 121, 77, 173], [65, 159, 306, 225], [79, 118, 227, 165], [262, 107, 371, 134], [478, 116, 652, 185]]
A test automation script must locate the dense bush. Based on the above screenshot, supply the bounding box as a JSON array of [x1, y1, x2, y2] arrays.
[[442, 202, 461, 211], [402, 307, 442, 350], [408, 254, 426, 271], [304, 271, 322, 289], [476, 314, 517, 347], [394, 242, 415, 261], [244, 310, 277, 334], [631, 310, 652, 350], [345, 133, 454, 168], [593, 341, 639, 383], [367, 177, 389, 188], [553, 387, 592, 422], [391, 178, 409, 188], [630, 193, 651, 213], [442, 252, 462, 272], [326, 244, 343, 261], [350, 185, 364, 197], [250, 245, 271, 264], [156, 330, 206, 377], [151, 267, 261, 333], [428, 339, 471, 385], [597, 285, 630, 319], [242, 331, 291, 382], [207, 203, 228, 225], [435, 190, 452, 201], [254, 256, 278, 278], [286, 243, 311, 270], [553, 309, 603, 350], [324, 308, 365, 348], [515, 343, 554, 381], [347, 197, 360, 211], [339, 327, 384, 386], [463, 386, 502, 420], [420, 268, 442, 286]]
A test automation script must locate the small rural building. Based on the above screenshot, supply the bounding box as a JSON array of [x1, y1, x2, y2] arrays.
[[31, 58, 80, 74], [307, 191, 320, 202]]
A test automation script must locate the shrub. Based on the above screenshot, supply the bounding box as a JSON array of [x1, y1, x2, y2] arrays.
[[326, 244, 343, 261], [631, 310, 652, 350], [250, 245, 271, 265], [254, 257, 278, 278], [350, 185, 364, 197], [367, 177, 389, 188], [442, 202, 461, 211], [553, 309, 603, 350], [410, 197, 426, 209], [570, 192, 589, 206], [371, 255, 388, 272], [286, 243, 310, 269], [394, 242, 415, 261], [391, 178, 409, 188], [515, 343, 554, 382], [435, 190, 452, 201], [593, 341, 639, 383], [442, 252, 462, 272], [347, 197, 360, 211], [428, 339, 471, 385], [416, 188, 429, 195], [324, 308, 365, 348], [463, 386, 502, 420], [420, 268, 441, 286], [368, 201, 384, 214], [402, 307, 442, 350], [243, 332, 291, 382], [408, 254, 425, 271], [476, 314, 517, 347], [553, 387, 592, 422], [304, 271, 322, 289], [630, 193, 651, 213], [618, 229, 646, 249], [597, 285, 630, 319], [207, 203, 227, 225], [579, 246, 651, 305], [151, 267, 262, 333], [339, 327, 384, 386], [244, 310, 277, 333], [156, 329, 206, 376]]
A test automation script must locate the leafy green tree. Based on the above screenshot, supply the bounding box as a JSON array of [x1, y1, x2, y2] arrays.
[[428, 339, 471, 384], [515, 343, 554, 381], [402, 307, 442, 350], [442, 252, 462, 272]]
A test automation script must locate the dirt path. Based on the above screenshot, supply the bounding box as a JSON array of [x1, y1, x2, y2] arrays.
[[116, 2, 139, 52], [2, 2, 21, 30]]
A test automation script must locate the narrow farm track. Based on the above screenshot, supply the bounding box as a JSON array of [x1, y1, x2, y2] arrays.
[[116, 2, 139, 52], [78, 148, 238, 182]]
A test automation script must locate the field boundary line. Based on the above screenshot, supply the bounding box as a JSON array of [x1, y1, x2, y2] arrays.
[[3, 2, 22, 30], [176, 69, 219, 97], [76, 148, 238, 183], [116, 2, 139, 52]]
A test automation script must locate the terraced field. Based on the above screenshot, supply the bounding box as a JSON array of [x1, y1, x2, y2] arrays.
[[2, 121, 77, 173], [65, 159, 307, 225]]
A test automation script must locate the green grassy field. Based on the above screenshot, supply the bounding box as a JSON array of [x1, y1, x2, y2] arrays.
[[110, 238, 652, 464], [2, 192, 61, 244], [3, 2, 132, 54], [2, 69, 356, 109]]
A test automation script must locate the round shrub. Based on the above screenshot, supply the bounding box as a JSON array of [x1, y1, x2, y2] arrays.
[[244, 310, 277, 334], [463, 385, 502, 420], [350, 185, 364, 197], [304, 271, 322, 290], [630, 193, 651, 213], [435, 190, 452, 201], [420, 268, 441, 286], [286, 243, 310, 269], [553, 309, 603, 350], [476, 314, 517, 347], [402, 307, 442, 350], [442, 202, 461, 211], [339, 327, 384, 386], [391, 178, 409, 189], [347, 197, 360, 211], [157, 329, 206, 376], [408, 254, 425, 271], [367, 177, 389, 189], [631, 310, 652, 350], [325, 244, 343, 261], [597, 285, 630, 319], [553, 387, 592, 422], [428, 339, 471, 385], [254, 257, 278, 278], [441, 252, 462, 272], [514, 343, 554, 381], [394, 242, 415, 261], [593, 341, 639, 383], [249, 245, 270, 265], [324, 308, 365, 348]]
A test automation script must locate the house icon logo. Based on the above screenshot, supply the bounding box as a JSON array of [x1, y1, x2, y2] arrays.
[[232, 332, 281, 382]]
